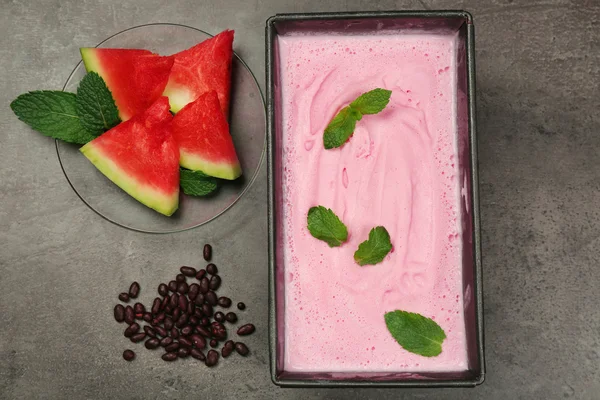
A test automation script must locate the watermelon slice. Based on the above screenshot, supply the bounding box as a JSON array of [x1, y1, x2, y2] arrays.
[[80, 48, 174, 121], [172, 90, 241, 180], [80, 97, 180, 216], [163, 30, 234, 115]]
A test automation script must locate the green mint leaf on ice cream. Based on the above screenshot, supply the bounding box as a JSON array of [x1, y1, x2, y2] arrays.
[[180, 168, 219, 196], [323, 88, 392, 149], [307, 206, 348, 247], [10, 91, 96, 145], [353, 226, 392, 266], [76, 72, 120, 136], [384, 310, 447, 357]]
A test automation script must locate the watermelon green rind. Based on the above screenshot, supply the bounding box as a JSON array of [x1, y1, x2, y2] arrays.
[[180, 150, 241, 180], [80, 143, 179, 216], [80, 48, 102, 73]]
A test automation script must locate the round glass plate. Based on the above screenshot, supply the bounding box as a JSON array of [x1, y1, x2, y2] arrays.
[[57, 23, 266, 234]]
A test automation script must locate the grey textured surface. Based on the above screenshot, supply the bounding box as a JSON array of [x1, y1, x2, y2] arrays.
[[1, 0, 599, 399]]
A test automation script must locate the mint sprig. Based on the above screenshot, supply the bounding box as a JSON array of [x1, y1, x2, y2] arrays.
[[384, 310, 447, 357], [353, 226, 392, 266], [323, 88, 391, 149], [76, 72, 120, 136], [10, 91, 96, 145], [180, 169, 218, 197], [10, 73, 120, 144], [307, 206, 348, 247]]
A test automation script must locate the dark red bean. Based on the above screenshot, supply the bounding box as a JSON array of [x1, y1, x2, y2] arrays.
[[123, 349, 135, 361], [165, 342, 180, 352], [128, 282, 140, 298], [222, 345, 233, 357], [195, 326, 212, 338], [235, 342, 249, 356], [199, 277, 209, 294], [194, 293, 205, 306], [168, 280, 178, 292], [178, 294, 188, 310], [210, 339, 218, 348], [211, 322, 227, 340], [194, 308, 204, 318], [157, 283, 168, 296], [202, 304, 213, 317], [176, 274, 186, 283], [169, 293, 179, 309], [160, 295, 170, 311], [180, 266, 197, 277], [179, 337, 193, 348], [214, 312, 225, 323], [195, 269, 206, 280], [144, 326, 156, 338], [190, 348, 205, 361], [124, 306, 135, 325], [130, 332, 146, 343], [177, 282, 189, 295], [217, 297, 232, 308], [154, 326, 168, 338], [178, 347, 190, 358], [155, 312, 166, 324], [119, 292, 130, 302], [224, 340, 234, 348], [176, 313, 189, 328], [114, 304, 125, 323], [162, 352, 178, 362], [134, 303, 145, 314], [187, 302, 194, 315], [172, 307, 181, 321], [143, 312, 153, 322], [237, 324, 255, 336], [200, 317, 210, 326], [237, 302, 246, 310], [145, 338, 160, 349], [190, 334, 206, 349], [188, 284, 200, 301], [225, 312, 238, 323], [181, 325, 193, 336], [170, 327, 180, 339], [160, 337, 173, 347], [205, 291, 218, 306], [206, 263, 218, 275], [164, 317, 174, 331], [188, 316, 199, 326], [203, 244, 212, 261], [205, 350, 219, 367], [124, 323, 140, 338], [209, 275, 221, 291]]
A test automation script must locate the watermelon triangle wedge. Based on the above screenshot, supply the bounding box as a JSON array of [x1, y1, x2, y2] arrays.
[[172, 90, 241, 180], [80, 97, 180, 216], [80, 48, 174, 121], [163, 30, 234, 115]]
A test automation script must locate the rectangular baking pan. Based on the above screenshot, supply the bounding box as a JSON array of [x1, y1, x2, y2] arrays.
[[266, 10, 484, 387]]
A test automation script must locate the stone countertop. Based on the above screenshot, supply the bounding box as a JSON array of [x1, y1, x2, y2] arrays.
[[1, 1, 598, 399]]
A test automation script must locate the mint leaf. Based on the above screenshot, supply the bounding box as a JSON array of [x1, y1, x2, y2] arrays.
[[350, 88, 392, 115], [354, 226, 392, 266], [323, 106, 358, 149], [10, 91, 95, 144], [180, 169, 218, 196], [384, 310, 447, 357], [307, 206, 348, 247], [76, 72, 120, 136], [323, 88, 392, 149]]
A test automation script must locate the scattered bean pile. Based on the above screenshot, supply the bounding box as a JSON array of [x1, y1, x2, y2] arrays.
[[113, 244, 254, 366]]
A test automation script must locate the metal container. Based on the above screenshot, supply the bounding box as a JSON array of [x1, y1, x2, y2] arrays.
[[266, 11, 484, 387]]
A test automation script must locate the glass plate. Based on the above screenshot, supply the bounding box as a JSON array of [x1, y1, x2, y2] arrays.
[[56, 23, 266, 234]]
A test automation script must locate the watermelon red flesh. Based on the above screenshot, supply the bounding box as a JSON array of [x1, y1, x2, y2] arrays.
[[80, 97, 180, 216], [172, 90, 241, 180], [163, 30, 234, 115], [80, 48, 174, 121]]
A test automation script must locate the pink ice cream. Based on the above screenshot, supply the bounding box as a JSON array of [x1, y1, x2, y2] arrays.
[[278, 33, 468, 373]]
